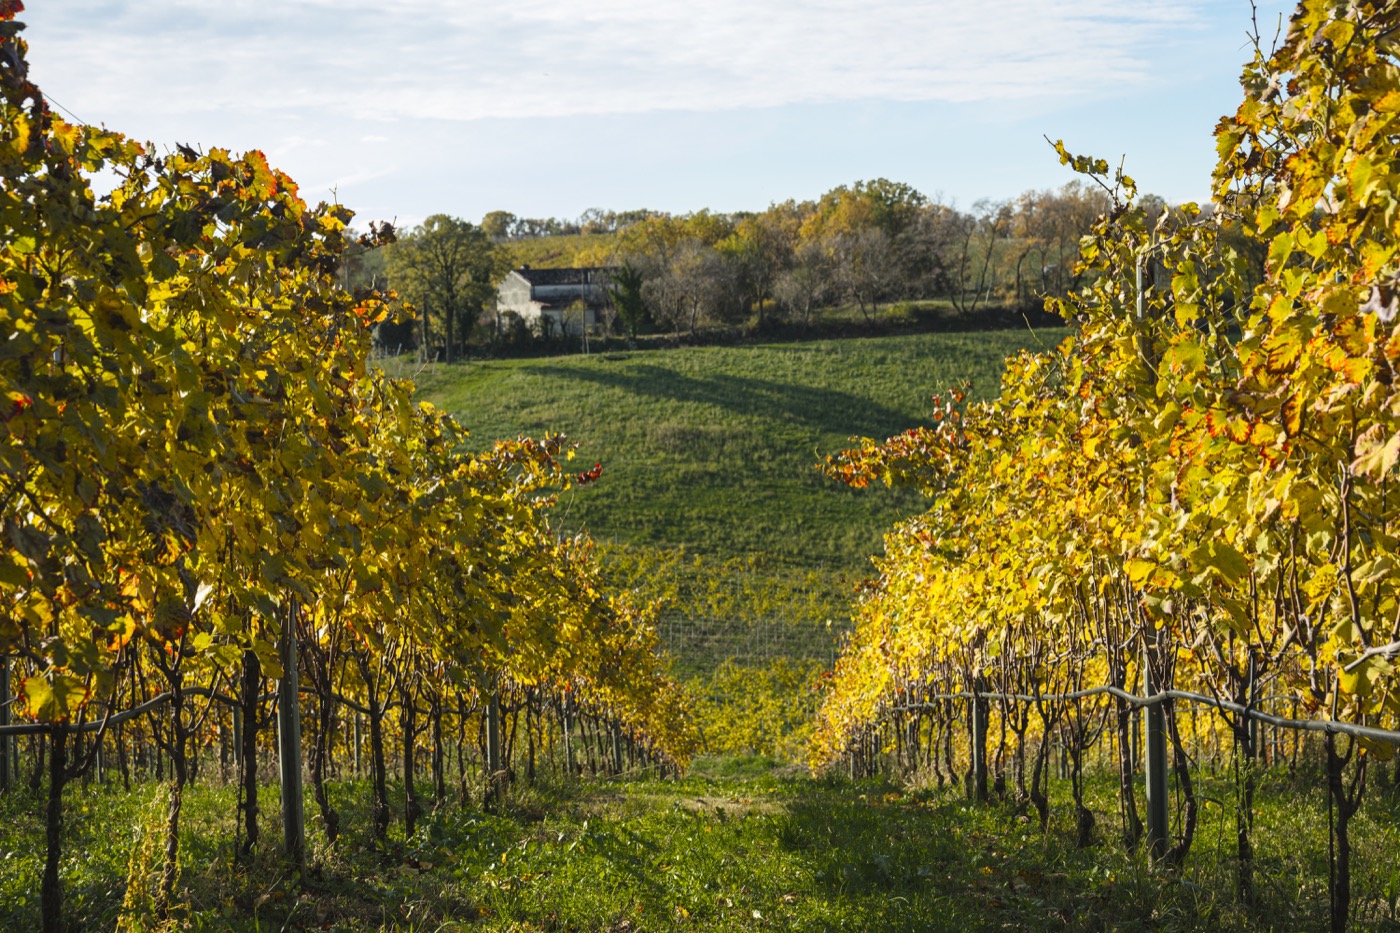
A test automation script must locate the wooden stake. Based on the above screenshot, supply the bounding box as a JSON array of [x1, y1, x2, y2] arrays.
[[277, 606, 305, 872]]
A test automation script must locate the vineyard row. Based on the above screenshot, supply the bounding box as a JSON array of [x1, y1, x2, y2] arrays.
[[0, 9, 696, 933], [812, 7, 1400, 933]]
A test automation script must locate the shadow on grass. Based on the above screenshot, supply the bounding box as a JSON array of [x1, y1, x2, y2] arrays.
[[542, 363, 920, 442]]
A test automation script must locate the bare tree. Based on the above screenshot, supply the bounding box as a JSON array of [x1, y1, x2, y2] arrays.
[[829, 227, 897, 326], [774, 241, 833, 330], [948, 200, 1011, 315]]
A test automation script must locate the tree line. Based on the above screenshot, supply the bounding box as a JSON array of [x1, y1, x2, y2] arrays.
[[362, 178, 1198, 360]]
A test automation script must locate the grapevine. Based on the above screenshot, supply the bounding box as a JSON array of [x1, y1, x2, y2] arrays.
[[813, 3, 1400, 923], [0, 9, 696, 930]]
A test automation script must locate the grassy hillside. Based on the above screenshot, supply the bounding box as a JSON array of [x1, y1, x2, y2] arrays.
[[414, 328, 1065, 732], [503, 231, 620, 269], [414, 328, 1065, 572]]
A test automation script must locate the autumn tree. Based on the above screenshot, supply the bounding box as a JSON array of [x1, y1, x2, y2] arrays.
[[721, 206, 800, 328], [480, 210, 517, 241]]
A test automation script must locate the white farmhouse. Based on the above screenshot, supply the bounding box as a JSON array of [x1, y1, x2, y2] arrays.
[[495, 266, 612, 336]]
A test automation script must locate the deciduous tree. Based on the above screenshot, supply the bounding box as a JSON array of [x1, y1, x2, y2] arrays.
[[387, 215, 501, 361]]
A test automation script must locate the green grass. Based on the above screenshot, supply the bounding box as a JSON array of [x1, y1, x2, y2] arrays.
[[413, 329, 1063, 573], [5, 761, 1399, 931], [410, 328, 1068, 737]]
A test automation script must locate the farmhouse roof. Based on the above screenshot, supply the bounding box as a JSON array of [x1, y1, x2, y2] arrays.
[[513, 267, 612, 285]]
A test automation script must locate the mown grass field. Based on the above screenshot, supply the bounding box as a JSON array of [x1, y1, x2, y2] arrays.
[[5, 760, 1398, 931], [413, 328, 1065, 575]]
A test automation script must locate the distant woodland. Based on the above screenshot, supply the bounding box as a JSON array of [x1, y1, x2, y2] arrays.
[[354, 178, 1256, 358]]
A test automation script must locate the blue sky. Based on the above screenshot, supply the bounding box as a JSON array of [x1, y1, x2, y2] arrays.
[[23, 1, 1293, 229]]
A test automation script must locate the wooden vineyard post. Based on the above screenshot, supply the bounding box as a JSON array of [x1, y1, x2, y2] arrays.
[[353, 713, 362, 778], [1137, 237, 1169, 860], [612, 721, 624, 776], [1, 655, 9, 793], [564, 697, 577, 776], [971, 682, 989, 803], [1130, 707, 1140, 765], [1143, 646, 1169, 862], [277, 609, 306, 872], [486, 687, 502, 805], [232, 703, 242, 767]]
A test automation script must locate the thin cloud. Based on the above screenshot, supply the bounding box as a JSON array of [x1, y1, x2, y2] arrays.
[[302, 164, 400, 199], [29, 1, 1203, 123]]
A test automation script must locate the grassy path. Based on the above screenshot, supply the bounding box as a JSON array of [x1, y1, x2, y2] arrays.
[[434, 761, 1400, 932], [6, 759, 1398, 931]]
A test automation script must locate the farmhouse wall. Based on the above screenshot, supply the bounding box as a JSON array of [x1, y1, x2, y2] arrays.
[[496, 267, 611, 337]]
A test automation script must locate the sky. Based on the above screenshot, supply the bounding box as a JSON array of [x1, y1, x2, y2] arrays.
[[22, 0, 1294, 230]]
